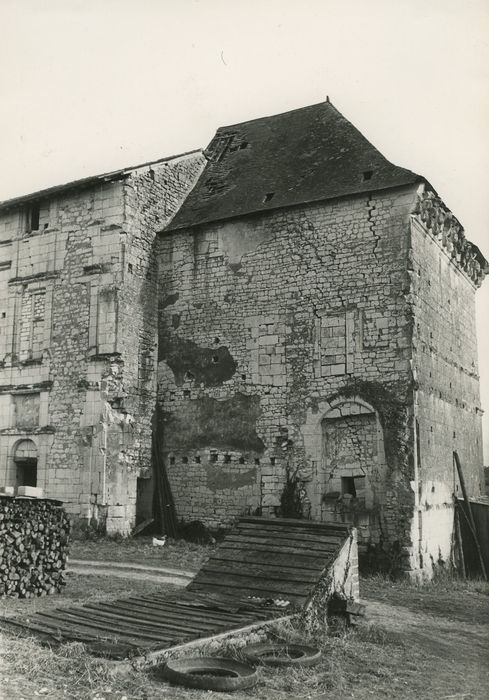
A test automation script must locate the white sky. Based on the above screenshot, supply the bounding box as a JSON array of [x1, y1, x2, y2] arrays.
[[1, 0, 488, 459]]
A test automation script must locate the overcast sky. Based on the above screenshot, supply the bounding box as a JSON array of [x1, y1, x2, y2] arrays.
[[1, 0, 488, 458]]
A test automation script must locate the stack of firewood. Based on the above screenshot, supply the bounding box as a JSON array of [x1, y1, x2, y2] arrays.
[[0, 496, 70, 598]]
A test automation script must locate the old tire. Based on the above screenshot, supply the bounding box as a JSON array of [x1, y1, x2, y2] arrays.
[[159, 656, 258, 692], [243, 642, 321, 667]]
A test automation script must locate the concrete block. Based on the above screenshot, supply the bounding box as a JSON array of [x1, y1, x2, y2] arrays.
[[0, 486, 15, 496], [17, 486, 44, 499]]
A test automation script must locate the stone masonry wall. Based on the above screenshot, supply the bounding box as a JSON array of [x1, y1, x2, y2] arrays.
[[0, 152, 205, 533], [409, 192, 485, 573], [157, 185, 419, 561]]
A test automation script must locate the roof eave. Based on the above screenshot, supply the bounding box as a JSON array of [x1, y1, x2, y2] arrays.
[[162, 176, 423, 234]]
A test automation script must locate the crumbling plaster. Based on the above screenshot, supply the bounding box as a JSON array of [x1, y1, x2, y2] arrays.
[[0, 153, 206, 531]]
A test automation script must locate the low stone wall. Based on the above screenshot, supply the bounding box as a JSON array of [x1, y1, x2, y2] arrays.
[[0, 496, 69, 598]]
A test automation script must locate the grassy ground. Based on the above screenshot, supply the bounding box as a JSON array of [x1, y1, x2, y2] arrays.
[[69, 537, 213, 572], [1, 546, 488, 699]]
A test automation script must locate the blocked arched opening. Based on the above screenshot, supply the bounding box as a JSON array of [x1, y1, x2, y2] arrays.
[[13, 439, 38, 487], [320, 397, 386, 542]]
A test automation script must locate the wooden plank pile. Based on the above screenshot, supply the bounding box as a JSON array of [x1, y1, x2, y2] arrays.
[[0, 495, 70, 598]]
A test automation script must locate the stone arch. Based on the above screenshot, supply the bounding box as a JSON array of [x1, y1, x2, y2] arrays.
[[319, 396, 386, 543], [13, 438, 38, 487]]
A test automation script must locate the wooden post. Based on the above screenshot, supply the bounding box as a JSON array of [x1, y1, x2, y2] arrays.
[[453, 451, 487, 580]]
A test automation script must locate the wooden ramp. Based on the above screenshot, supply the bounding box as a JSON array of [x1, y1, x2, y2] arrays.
[[4, 518, 355, 659]]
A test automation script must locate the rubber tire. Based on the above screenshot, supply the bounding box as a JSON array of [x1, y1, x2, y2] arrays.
[[159, 656, 259, 692], [243, 642, 322, 667]]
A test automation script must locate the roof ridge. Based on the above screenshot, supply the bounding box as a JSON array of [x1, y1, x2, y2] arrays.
[[215, 100, 332, 133]]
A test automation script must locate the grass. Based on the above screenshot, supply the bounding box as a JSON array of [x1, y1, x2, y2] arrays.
[[1, 601, 488, 699], [69, 537, 213, 572], [362, 570, 489, 625]]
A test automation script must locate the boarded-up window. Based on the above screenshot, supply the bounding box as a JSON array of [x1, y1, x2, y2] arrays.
[[315, 310, 355, 377], [19, 291, 45, 360], [13, 393, 40, 429], [95, 287, 118, 354]]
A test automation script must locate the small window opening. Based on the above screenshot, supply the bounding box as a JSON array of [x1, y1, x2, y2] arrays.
[[214, 337, 220, 345], [169, 456, 175, 465], [183, 389, 191, 398], [341, 476, 357, 497], [210, 453, 218, 463], [239, 456, 245, 464], [263, 192, 275, 203], [241, 374, 246, 381], [224, 454, 231, 464], [270, 457, 276, 466], [362, 170, 373, 181], [1, 312, 5, 318], [182, 456, 188, 464], [342, 475, 366, 499], [169, 391, 175, 401], [128, 263, 133, 273], [195, 455, 201, 463], [254, 458, 260, 465], [26, 202, 40, 232], [453, 431, 456, 439]]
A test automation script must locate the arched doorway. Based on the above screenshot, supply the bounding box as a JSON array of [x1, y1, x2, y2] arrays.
[[14, 439, 38, 487]]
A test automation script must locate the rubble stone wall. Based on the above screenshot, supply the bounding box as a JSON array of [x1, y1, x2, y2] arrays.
[[410, 201, 485, 573], [157, 185, 419, 558], [0, 152, 205, 533]]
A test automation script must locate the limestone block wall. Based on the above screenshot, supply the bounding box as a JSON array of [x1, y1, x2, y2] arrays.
[[157, 185, 419, 558], [409, 191, 485, 573], [0, 152, 205, 533]]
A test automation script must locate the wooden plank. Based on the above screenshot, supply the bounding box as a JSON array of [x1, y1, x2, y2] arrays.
[[189, 581, 304, 605], [83, 602, 234, 634], [201, 559, 321, 583], [117, 599, 252, 624], [188, 572, 313, 598], [230, 528, 344, 546], [238, 516, 349, 532], [209, 540, 336, 558], [31, 612, 155, 646], [69, 605, 218, 636], [235, 521, 346, 542], [3, 617, 102, 644], [218, 534, 340, 551], [208, 548, 329, 570], [34, 610, 175, 643]]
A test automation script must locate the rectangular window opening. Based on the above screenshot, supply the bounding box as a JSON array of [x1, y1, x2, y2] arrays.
[[26, 202, 40, 232]]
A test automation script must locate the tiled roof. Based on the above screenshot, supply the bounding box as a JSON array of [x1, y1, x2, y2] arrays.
[[0, 150, 202, 212], [166, 100, 421, 230]]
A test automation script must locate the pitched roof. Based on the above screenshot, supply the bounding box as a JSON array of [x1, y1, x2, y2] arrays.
[[0, 150, 201, 213], [166, 100, 421, 231]]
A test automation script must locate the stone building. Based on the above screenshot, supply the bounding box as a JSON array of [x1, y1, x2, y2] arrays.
[[0, 151, 205, 532], [0, 99, 486, 574], [158, 101, 487, 574]]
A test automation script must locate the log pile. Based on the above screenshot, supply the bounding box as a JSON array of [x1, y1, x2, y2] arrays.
[[0, 495, 70, 598]]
